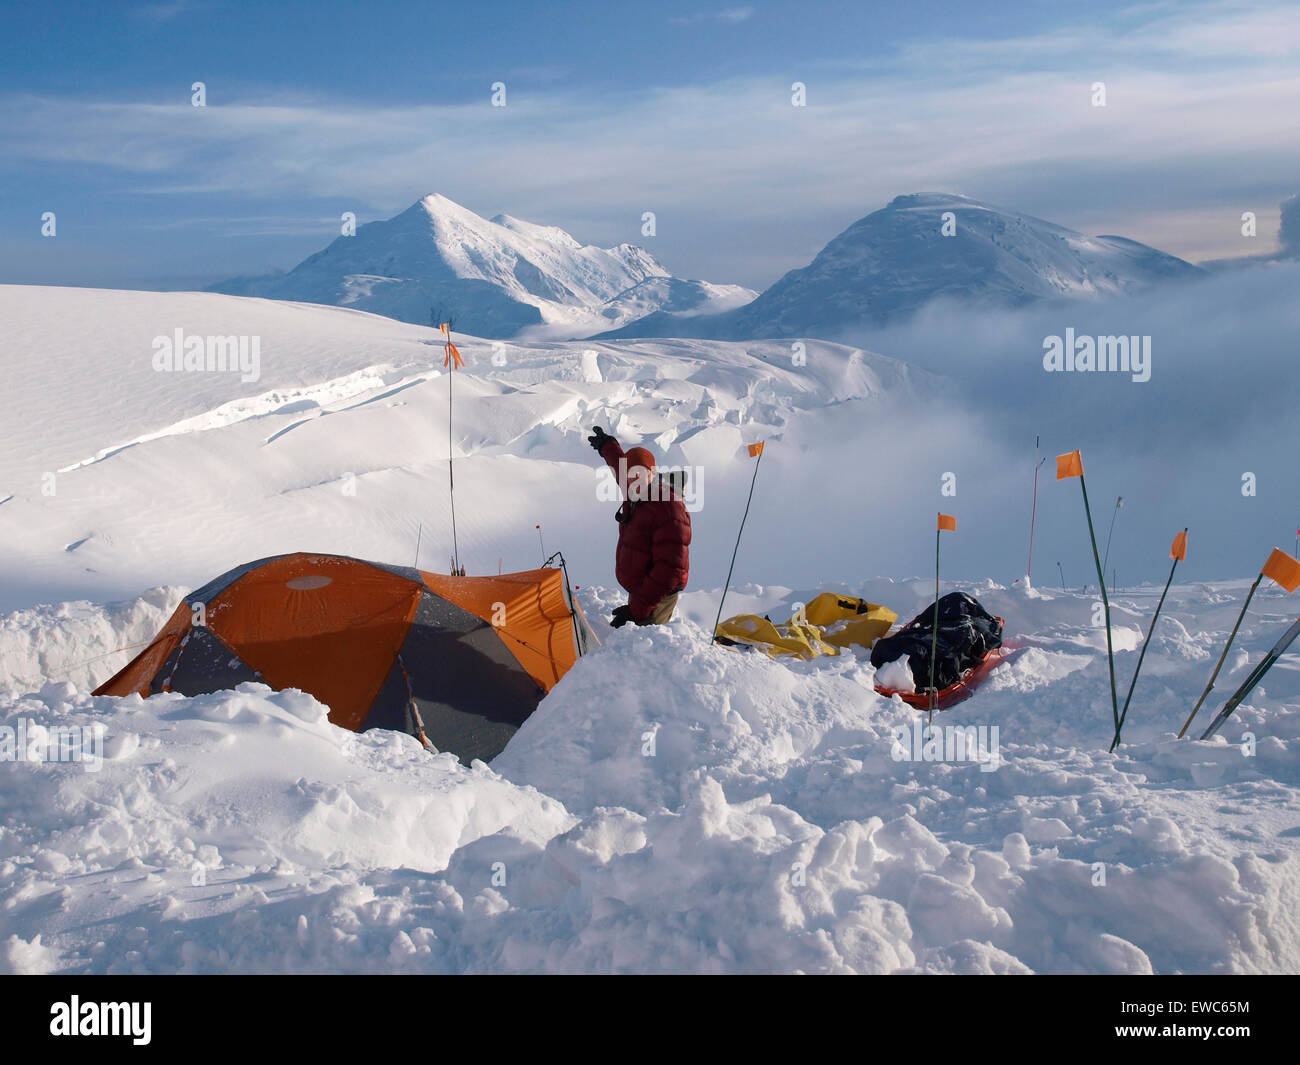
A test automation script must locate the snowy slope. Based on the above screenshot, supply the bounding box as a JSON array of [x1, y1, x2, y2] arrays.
[[586, 275, 756, 329], [3, 576, 1299, 974], [208, 194, 755, 339], [601, 193, 1205, 340], [0, 284, 932, 611]]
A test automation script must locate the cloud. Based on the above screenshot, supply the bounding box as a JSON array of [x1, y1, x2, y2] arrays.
[[133, 0, 202, 25], [1199, 193, 1299, 266], [2, 1, 1298, 286], [662, 261, 1300, 589], [808, 261, 1300, 584], [669, 7, 754, 26], [1277, 194, 1300, 256]]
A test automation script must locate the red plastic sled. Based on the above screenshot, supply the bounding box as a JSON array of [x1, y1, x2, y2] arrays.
[[874, 643, 1011, 711]]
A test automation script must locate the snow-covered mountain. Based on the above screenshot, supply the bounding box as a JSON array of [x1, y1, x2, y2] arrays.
[[594, 275, 755, 328], [600, 193, 1205, 340], [208, 194, 755, 339]]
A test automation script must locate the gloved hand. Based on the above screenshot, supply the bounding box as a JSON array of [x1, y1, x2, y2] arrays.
[[610, 604, 634, 628], [588, 425, 614, 452]]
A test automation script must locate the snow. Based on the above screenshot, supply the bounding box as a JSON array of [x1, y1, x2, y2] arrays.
[[0, 284, 931, 611], [3, 570, 1299, 973], [1, 279, 1299, 974], [0, 585, 183, 693], [875, 656, 916, 692]]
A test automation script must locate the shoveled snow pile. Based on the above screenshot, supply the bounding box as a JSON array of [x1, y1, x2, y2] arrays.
[[3, 578, 1298, 974], [874, 656, 917, 693], [0, 587, 184, 694]]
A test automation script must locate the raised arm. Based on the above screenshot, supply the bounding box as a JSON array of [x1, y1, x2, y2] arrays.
[[587, 425, 625, 474]]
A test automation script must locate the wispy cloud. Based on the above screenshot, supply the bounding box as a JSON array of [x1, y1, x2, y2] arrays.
[[133, 0, 203, 26], [669, 7, 754, 27], [2, 1, 1296, 283]]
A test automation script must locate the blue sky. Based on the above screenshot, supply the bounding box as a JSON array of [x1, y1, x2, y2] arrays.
[[2, 0, 1297, 290]]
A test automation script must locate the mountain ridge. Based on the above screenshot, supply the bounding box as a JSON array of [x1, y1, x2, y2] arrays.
[[209, 194, 754, 339], [597, 192, 1205, 340]]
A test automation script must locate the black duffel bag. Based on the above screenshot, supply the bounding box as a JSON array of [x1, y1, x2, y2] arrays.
[[870, 592, 1003, 692]]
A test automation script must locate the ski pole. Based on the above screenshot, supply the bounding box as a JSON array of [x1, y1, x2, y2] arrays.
[[1179, 574, 1261, 737], [712, 443, 766, 643], [1181, 547, 1300, 737], [1110, 529, 1185, 751], [1200, 615, 1300, 739]]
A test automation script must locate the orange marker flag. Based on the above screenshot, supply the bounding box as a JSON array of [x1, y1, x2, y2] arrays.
[[444, 340, 464, 370], [938, 513, 956, 532], [1262, 547, 1300, 593], [1171, 530, 1188, 561], [747, 442, 765, 458], [440, 322, 449, 337], [1056, 450, 1083, 480]]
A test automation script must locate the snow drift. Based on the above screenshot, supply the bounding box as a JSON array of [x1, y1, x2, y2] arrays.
[[3, 579, 1299, 974]]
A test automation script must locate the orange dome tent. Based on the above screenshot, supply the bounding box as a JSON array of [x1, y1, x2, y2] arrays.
[[93, 553, 596, 764]]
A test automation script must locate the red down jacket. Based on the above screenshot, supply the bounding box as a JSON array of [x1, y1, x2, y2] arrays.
[[599, 438, 691, 620]]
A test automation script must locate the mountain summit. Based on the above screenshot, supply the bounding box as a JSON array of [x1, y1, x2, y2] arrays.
[[599, 193, 1204, 340], [209, 194, 754, 338]]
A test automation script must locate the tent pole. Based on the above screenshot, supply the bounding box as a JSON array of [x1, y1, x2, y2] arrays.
[[551, 550, 587, 659]]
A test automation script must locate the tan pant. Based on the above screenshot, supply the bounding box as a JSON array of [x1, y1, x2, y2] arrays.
[[638, 592, 678, 626]]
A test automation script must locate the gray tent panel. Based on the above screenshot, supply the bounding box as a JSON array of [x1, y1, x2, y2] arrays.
[[364, 590, 546, 764], [152, 625, 262, 695]]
